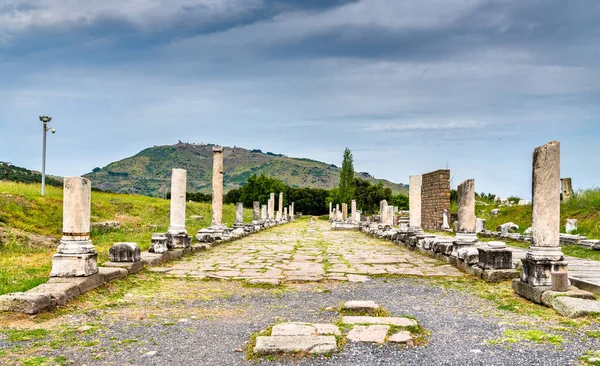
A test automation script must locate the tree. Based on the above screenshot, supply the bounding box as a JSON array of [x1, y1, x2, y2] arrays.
[[338, 147, 355, 204]]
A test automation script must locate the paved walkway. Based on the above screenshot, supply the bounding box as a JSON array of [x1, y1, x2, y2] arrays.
[[158, 219, 463, 282]]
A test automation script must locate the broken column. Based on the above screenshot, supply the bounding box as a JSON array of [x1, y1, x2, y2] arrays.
[[379, 200, 388, 225], [197, 146, 230, 242], [351, 200, 357, 222], [561, 178, 573, 202], [476, 218, 486, 233], [409, 175, 423, 232], [261, 205, 267, 221], [441, 209, 450, 230], [514, 141, 569, 296], [50, 177, 98, 277], [342, 203, 348, 220], [335, 204, 340, 221], [291, 202, 295, 221], [167, 169, 190, 249], [329, 202, 333, 220], [232, 202, 245, 236], [277, 192, 284, 221], [387, 206, 394, 226], [253, 201, 260, 222], [268, 193, 275, 220], [452, 179, 478, 264]]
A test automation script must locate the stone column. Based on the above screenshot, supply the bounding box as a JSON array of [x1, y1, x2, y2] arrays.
[[211, 146, 224, 226], [380, 200, 388, 224], [268, 193, 275, 220], [409, 175, 422, 229], [335, 204, 340, 221], [387, 206, 394, 226], [167, 169, 190, 248], [329, 202, 333, 220], [351, 200, 357, 222], [277, 192, 284, 220], [253, 201, 260, 221], [441, 209, 450, 230], [342, 203, 348, 220], [50, 177, 98, 277], [561, 178, 573, 201], [291, 202, 295, 221], [283, 207, 288, 221], [261, 205, 267, 221], [517, 141, 567, 290], [235, 202, 244, 224], [457, 179, 476, 234]]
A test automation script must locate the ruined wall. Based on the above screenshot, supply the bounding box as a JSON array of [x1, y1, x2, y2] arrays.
[[421, 169, 450, 231]]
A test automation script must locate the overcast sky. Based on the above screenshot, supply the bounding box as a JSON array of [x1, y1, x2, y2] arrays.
[[1, 0, 599, 198]]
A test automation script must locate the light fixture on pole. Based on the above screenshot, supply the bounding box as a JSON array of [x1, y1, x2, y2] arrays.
[[39, 116, 56, 196]]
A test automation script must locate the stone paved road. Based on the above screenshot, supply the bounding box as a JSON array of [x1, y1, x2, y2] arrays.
[[160, 219, 463, 282]]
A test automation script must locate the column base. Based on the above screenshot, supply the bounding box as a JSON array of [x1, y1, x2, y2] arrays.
[[50, 252, 98, 277], [521, 257, 568, 287], [167, 232, 191, 249]]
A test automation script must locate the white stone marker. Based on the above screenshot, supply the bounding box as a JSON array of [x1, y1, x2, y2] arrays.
[[520, 141, 567, 287], [335, 204, 340, 221], [387, 206, 394, 226], [351, 200, 357, 222], [167, 169, 190, 248], [278, 192, 284, 218], [409, 175, 422, 229], [50, 177, 98, 277], [342, 203, 348, 220], [253, 201, 260, 221], [291, 202, 295, 221], [211, 146, 224, 226], [380, 200, 388, 224], [236, 202, 244, 223], [476, 218, 486, 233], [329, 202, 333, 220], [268, 193, 275, 220]]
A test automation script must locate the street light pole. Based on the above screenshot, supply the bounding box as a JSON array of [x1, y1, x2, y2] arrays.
[[39, 116, 55, 196]]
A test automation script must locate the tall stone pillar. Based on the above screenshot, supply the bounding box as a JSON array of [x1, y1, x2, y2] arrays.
[[452, 178, 478, 259], [277, 192, 284, 221], [211, 146, 224, 226], [50, 177, 98, 277], [380, 200, 388, 225], [409, 175, 422, 229], [342, 203, 348, 220], [329, 202, 333, 220], [515, 141, 568, 294], [291, 202, 295, 221], [387, 206, 394, 226], [253, 201, 260, 221], [235, 202, 244, 224], [167, 169, 190, 248], [351, 200, 357, 222], [261, 205, 267, 221], [283, 207, 288, 221], [268, 193, 275, 220], [561, 178, 573, 201]]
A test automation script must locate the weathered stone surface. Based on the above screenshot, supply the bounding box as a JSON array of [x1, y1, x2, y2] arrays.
[[271, 323, 316, 336], [254, 335, 337, 355], [247, 278, 281, 286], [0, 292, 52, 314], [409, 175, 421, 229], [457, 179, 476, 233], [491, 208, 500, 216], [102, 260, 144, 274], [342, 316, 417, 327], [541, 287, 596, 307], [552, 297, 600, 318], [347, 274, 370, 283], [343, 300, 380, 312], [476, 218, 486, 233], [532, 141, 561, 248], [109, 242, 141, 262], [512, 278, 552, 304], [167, 169, 188, 237], [421, 170, 451, 231], [212, 147, 224, 225], [565, 219, 578, 234], [477, 242, 512, 270], [313, 324, 341, 336], [347, 325, 389, 344], [497, 222, 519, 234], [388, 331, 413, 344], [150, 234, 169, 253], [561, 177, 573, 202], [91, 221, 120, 231], [481, 269, 520, 282]]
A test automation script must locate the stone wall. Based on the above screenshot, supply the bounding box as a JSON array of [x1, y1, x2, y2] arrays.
[[421, 169, 450, 231]]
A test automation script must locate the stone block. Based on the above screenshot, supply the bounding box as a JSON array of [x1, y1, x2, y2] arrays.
[[140, 251, 169, 266], [578, 240, 600, 249], [552, 297, 600, 318], [512, 279, 552, 304], [342, 316, 417, 327], [50, 252, 99, 277], [0, 292, 53, 314], [481, 269, 520, 282], [388, 331, 413, 344], [49, 272, 106, 293], [541, 287, 596, 307], [271, 323, 316, 336], [27, 282, 81, 306], [102, 261, 144, 274], [149, 234, 169, 253], [254, 335, 337, 355], [477, 242, 512, 270], [347, 325, 389, 344], [98, 267, 128, 281], [109, 242, 140, 262], [343, 300, 380, 312]]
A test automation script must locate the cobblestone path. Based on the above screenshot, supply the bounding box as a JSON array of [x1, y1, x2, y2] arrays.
[[158, 218, 463, 282]]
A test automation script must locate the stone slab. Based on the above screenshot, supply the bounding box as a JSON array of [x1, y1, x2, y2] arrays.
[[271, 323, 316, 336], [552, 297, 600, 318], [388, 331, 413, 344], [102, 261, 144, 274], [313, 324, 341, 336], [347, 325, 389, 344], [140, 252, 170, 266], [254, 335, 337, 355], [481, 269, 520, 282], [26, 282, 81, 306], [0, 292, 52, 314], [541, 287, 596, 307], [342, 316, 417, 327], [98, 267, 128, 281], [48, 272, 106, 294], [247, 279, 281, 286], [343, 300, 380, 312], [512, 279, 552, 304]]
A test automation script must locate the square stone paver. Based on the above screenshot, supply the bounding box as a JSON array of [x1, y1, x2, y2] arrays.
[[254, 335, 337, 355], [347, 325, 389, 344]]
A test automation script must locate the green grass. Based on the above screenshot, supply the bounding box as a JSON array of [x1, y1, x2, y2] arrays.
[[4, 329, 49, 342], [487, 329, 564, 347], [21, 356, 69, 366], [477, 188, 600, 239], [0, 181, 252, 295]]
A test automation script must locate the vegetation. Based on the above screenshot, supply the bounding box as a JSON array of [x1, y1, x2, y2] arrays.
[[0, 181, 250, 295], [476, 188, 600, 239], [0, 161, 62, 187], [224, 174, 329, 215], [82, 142, 407, 196], [337, 148, 355, 205]]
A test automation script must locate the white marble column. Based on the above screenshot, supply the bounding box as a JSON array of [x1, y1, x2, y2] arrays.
[[409, 175, 422, 229], [50, 177, 98, 277], [168, 169, 187, 234], [351, 200, 357, 222], [268, 193, 275, 220], [342, 203, 348, 220], [457, 179, 476, 233], [253, 201, 260, 221], [261, 205, 267, 221], [236, 202, 244, 223], [211, 146, 224, 226]]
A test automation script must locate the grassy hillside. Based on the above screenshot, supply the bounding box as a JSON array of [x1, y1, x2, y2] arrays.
[[476, 188, 600, 239], [83, 142, 407, 196], [0, 161, 62, 187], [0, 181, 252, 295]]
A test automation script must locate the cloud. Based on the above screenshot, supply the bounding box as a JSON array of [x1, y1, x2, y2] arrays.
[[366, 120, 487, 132]]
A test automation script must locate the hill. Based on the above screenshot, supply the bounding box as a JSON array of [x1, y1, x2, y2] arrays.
[[0, 161, 63, 187], [83, 142, 407, 196]]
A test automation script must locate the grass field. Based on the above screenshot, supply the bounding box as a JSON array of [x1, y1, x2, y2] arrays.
[[0, 181, 252, 295], [476, 188, 600, 239]]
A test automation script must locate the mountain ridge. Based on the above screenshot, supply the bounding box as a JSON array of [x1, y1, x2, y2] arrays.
[[82, 142, 408, 196]]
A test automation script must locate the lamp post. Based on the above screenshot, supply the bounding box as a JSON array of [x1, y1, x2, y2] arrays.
[[39, 116, 56, 196]]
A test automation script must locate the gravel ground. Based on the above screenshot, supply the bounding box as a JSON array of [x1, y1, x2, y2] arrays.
[[8, 277, 598, 366]]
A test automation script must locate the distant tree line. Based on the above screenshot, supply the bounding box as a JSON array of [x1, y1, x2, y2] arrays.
[[0, 161, 62, 187]]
